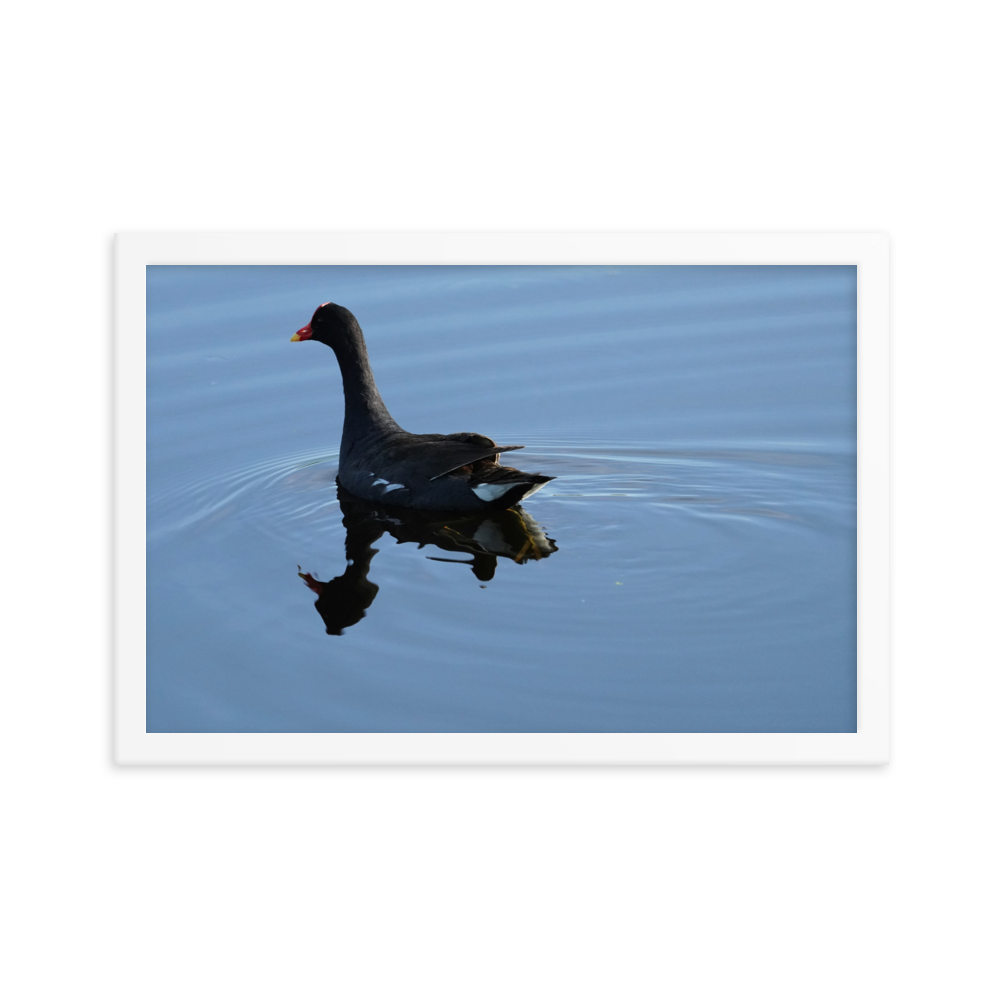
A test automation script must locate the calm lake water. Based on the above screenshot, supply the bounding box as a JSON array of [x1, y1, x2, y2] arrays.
[[146, 265, 856, 733]]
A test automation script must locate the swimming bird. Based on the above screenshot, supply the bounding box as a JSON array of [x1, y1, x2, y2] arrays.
[[291, 302, 554, 510]]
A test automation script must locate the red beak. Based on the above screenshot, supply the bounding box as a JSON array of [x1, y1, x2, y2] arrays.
[[291, 323, 313, 342]]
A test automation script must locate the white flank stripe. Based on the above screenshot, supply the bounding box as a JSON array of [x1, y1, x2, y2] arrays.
[[383, 483, 405, 492], [372, 478, 389, 486]]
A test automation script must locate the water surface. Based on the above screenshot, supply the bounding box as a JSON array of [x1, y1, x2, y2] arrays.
[[147, 265, 856, 732]]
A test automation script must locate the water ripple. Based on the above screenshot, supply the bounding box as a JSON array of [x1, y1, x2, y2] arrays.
[[147, 440, 854, 552]]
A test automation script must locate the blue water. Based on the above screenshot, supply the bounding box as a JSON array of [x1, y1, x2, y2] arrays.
[[146, 265, 856, 732]]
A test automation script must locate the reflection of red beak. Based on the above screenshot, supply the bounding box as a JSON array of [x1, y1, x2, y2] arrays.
[[298, 568, 324, 595], [291, 323, 313, 342]]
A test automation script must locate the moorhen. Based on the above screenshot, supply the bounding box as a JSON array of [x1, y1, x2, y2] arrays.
[[291, 303, 554, 510]]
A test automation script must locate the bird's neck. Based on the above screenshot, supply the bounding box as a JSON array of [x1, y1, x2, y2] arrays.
[[330, 332, 398, 443]]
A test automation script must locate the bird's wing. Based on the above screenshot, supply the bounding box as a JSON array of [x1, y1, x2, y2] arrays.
[[379, 431, 524, 481]]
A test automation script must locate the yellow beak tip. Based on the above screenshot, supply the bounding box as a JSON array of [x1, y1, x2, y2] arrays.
[[290, 334, 301, 342]]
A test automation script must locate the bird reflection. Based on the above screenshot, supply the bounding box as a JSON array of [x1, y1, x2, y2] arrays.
[[298, 486, 558, 635]]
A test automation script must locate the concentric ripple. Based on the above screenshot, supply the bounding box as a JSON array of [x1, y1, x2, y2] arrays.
[[147, 449, 342, 546], [147, 440, 855, 557]]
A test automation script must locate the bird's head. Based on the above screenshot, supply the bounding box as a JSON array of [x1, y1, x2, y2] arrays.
[[291, 302, 361, 346]]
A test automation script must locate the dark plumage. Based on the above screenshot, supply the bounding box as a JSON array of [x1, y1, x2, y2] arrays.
[[291, 302, 554, 510]]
